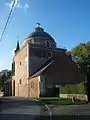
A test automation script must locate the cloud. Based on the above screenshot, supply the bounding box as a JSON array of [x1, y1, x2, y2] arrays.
[[24, 4, 29, 10], [5, 0, 29, 11], [5, 0, 21, 9], [12, 48, 16, 56]]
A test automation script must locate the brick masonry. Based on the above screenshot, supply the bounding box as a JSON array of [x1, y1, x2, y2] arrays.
[[13, 44, 28, 97], [29, 76, 40, 98]]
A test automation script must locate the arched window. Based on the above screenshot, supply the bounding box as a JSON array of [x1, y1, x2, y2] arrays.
[[31, 81, 34, 88], [20, 61, 21, 65], [19, 79, 22, 85], [47, 52, 52, 58], [45, 41, 50, 47]]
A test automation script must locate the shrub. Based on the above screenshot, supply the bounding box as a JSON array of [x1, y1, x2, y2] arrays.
[[60, 82, 86, 94]]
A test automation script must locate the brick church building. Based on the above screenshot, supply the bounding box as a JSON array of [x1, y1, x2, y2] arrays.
[[11, 23, 85, 98]]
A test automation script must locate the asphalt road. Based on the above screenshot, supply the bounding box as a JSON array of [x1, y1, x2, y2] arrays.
[[49, 103, 90, 120], [0, 97, 50, 120], [1, 97, 90, 120]]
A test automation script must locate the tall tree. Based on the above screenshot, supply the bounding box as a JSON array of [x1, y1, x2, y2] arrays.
[[71, 41, 90, 100], [71, 42, 90, 74]]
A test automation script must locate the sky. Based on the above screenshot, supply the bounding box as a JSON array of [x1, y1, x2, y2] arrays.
[[0, 0, 90, 71]]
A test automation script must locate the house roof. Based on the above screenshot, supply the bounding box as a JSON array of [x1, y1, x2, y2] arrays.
[[30, 53, 85, 84], [30, 58, 55, 78]]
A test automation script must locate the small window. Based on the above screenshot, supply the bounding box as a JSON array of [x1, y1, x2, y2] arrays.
[[45, 40, 50, 47], [20, 61, 21, 65], [31, 81, 34, 88], [48, 52, 52, 58], [32, 39, 34, 44], [19, 79, 22, 85]]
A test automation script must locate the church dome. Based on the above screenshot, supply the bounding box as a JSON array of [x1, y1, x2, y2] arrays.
[[23, 23, 56, 48], [26, 23, 54, 40]]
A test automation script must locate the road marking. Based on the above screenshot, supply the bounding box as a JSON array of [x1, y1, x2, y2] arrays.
[[32, 99, 52, 120], [45, 104, 52, 119]]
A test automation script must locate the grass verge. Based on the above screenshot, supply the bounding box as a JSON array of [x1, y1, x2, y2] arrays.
[[37, 97, 87, 105]]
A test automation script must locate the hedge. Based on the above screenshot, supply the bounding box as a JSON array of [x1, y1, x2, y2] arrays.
[[60, 82, 86, 94]]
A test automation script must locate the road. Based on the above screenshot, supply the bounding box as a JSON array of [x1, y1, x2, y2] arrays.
[[1, 97, 90, 120], [49, 103, 90, 120], [0, 97, 50, 120]]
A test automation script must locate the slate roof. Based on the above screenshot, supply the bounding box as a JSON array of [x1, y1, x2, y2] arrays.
[[31, 61, 54, 78], [26, 26, 54, 40], [30, 57, 55, 78]]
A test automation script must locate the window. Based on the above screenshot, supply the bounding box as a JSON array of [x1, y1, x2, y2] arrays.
[[45, 40, 50, 47], [19, 79, 22, 85], [32, 39, 34, 44], [20, 61, 21, 65], [48, 52, 52, 58], [31, 81, 34, 88]]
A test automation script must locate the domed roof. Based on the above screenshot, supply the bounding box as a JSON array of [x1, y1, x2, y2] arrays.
[[26, 23, 54, 40]]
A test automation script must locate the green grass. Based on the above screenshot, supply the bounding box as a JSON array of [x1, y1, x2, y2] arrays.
[[37, 97, 87, 105]]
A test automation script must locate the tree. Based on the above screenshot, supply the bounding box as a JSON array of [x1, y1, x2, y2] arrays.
[[71, 42, 90, 74], [71, 41, 90, 100], [0, 73, 6, 91], [0, 70, 11, 91]]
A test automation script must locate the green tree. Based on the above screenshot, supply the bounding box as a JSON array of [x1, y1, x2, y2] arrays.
[[0, 73, 6, 91], [71, 42, 90, 74], [71, 41, 90, 99], [0, 70, 11, 91]]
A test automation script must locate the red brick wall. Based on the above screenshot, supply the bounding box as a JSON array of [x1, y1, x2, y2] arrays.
[[29, 77, 39, 98], [13, 44, 29, 97], [12, 76, 15, 96]]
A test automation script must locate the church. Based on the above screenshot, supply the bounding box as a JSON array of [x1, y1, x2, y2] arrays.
[[11, 23, 85, 98]]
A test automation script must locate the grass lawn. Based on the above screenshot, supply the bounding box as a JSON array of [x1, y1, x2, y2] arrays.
[[37, 97, 87, 105]]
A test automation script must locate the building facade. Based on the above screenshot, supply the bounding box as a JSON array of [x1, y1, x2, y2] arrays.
[[12, 23, 85, 98]]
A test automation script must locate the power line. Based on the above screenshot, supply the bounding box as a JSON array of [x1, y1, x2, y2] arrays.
[[2, 0, 19, 41], [0, 0, 19, 42]]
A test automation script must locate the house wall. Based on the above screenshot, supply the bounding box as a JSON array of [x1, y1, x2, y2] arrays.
[[12, 76, 15, 96], [29, 56, 46, 75], [28, 46, 64, 76], [28, 43, 66, 76], [29, 75, 53, 98], [29, 46, 50, 75], [40, 75, 46, 96], [29, 76, 40, 98], [40, 75, 57, 97], [4, 81, 12, 96], [13, 44, 29, 97]]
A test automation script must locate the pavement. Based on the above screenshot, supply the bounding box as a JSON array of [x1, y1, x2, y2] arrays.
[[0, 97, 51, 120], [0, 97, 90, 120]]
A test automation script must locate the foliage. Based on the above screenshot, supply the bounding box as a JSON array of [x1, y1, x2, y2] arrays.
[[0, 70, 11, 91], [71, 41, 90, 74], [60, 83, 86, 94], [0, 73, 6, 91]]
